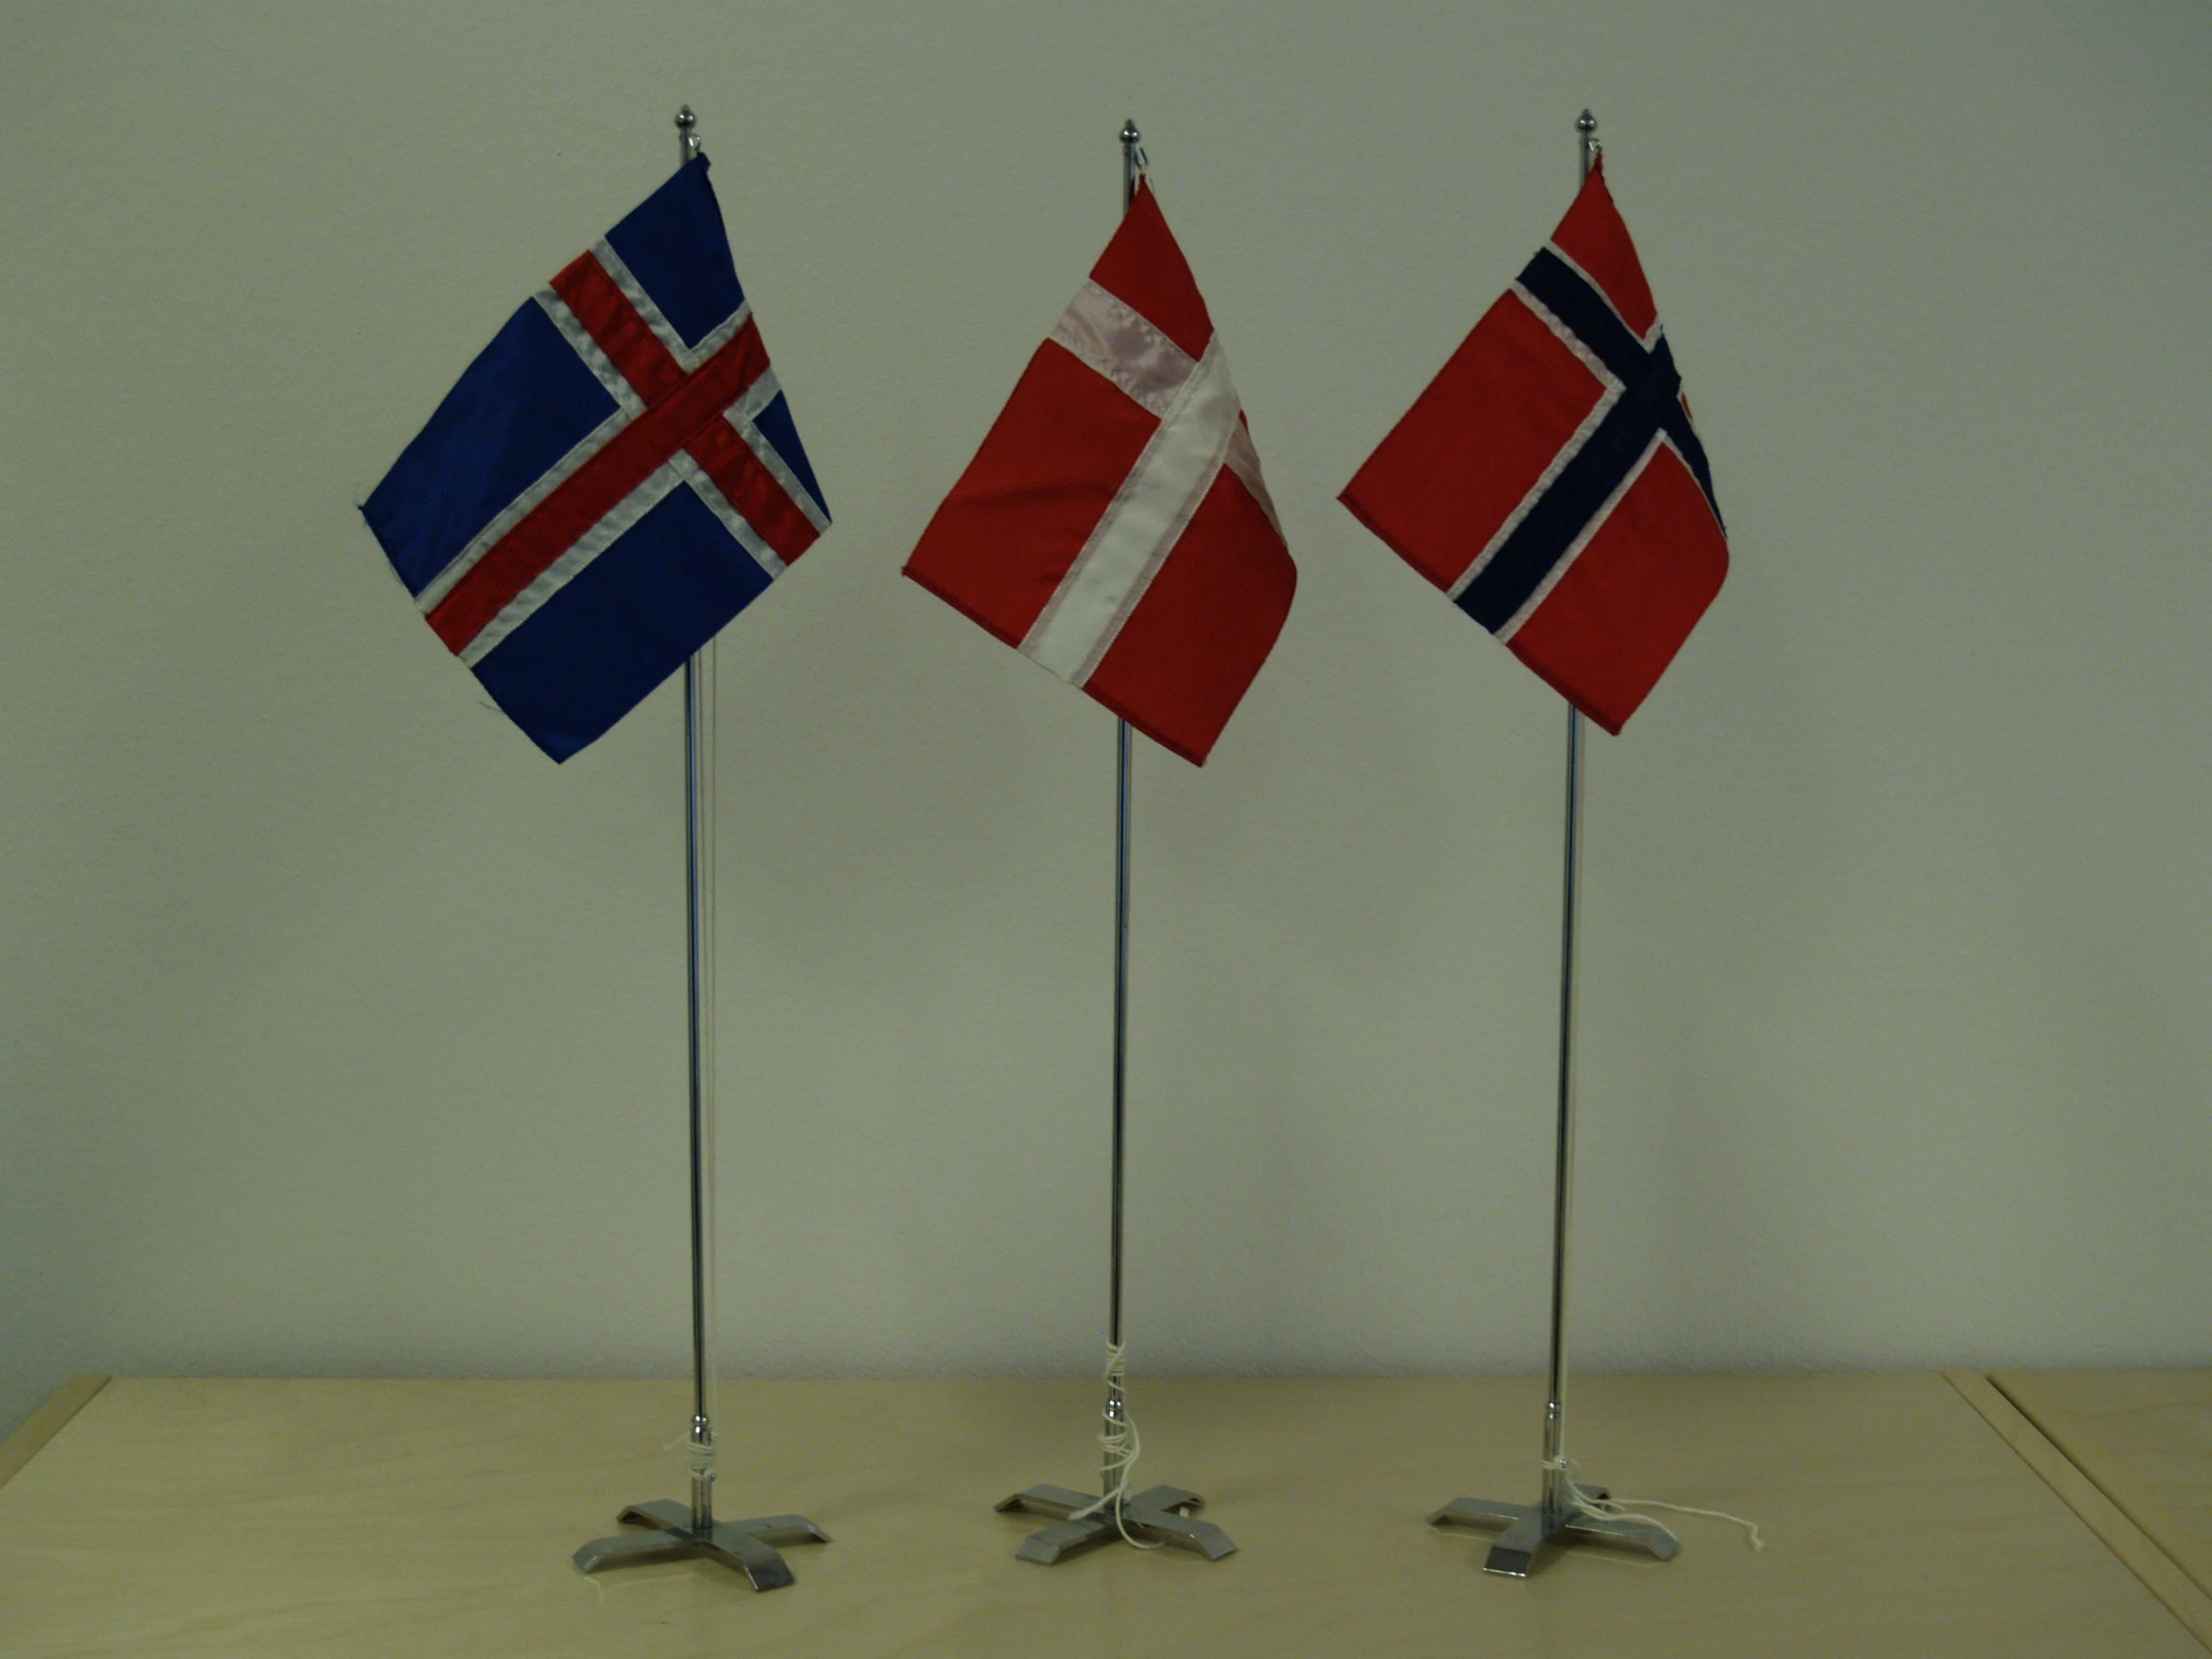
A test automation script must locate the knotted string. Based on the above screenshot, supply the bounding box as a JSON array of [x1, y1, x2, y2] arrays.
[[1068, 1340, 1164, 1548]]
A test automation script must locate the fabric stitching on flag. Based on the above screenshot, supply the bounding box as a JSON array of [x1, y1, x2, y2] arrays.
[[1457, 354, 1684, 631], [459, 461, 688, 666], [1447, 284, 1625, 600], [414, 276, 737, 617], [724, 409, 828, 535], [1045, 276, 1274, 537], [1223, 419, 1280, 538], [597, 239, 708, 369], [1522, 248, 1718, 531], [1657, 428, 1725, 536], [583, 244, 756, 381], [1521, 250, 1659, 389], [1541, 241, 1662, 351], [731, 370, 781, 424], [1494, 429, 1663, 644], [536, 287, 651, 414], [415, 407, 636, 613], [1021, 333, 1240, 685], [724, 371, 830, 534], [1050, 279, 1197, 418], [1539, 243, 1663, 351], [428, 312, 775, 653], [671, 450, 787, 578]]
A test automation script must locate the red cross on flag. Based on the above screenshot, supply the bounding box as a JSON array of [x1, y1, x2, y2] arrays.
[[903, 182, 1296, 766], [361, 158, 828, 761]]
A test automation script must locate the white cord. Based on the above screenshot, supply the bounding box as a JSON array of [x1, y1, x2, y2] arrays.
[[1546, 1455, 1766, 1551], [1068, 1341, 1164, 1548], [662, 1428, 715, 1477]]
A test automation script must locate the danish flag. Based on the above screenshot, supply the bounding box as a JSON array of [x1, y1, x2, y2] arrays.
[[903, 181, 1295, 766], [362, 157, 827, 761], [1342, 160, 1725, 734]]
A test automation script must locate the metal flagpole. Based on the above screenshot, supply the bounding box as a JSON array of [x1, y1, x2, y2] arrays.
[[994, 120, 1235, 1567], [1428, 109, 1680, 1579], [573, 105, 829, 1592]]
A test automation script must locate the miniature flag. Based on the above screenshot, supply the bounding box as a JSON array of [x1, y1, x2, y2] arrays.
[[903, 181, 1295, 766], [1341, 160, 1725, 734], [361, 157, 828, 761]]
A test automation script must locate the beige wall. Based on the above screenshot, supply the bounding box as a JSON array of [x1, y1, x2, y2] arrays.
[[4, 1, 2208, 1437]]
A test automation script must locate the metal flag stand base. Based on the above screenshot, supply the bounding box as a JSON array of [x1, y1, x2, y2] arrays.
[[574, 1501, 831, 1589], [999, 311, 1232, 1560], [1429, 1480, 1678, 1579], [995, 1483, 1234, 1565], [574, 106, 827, 1594], [1431, 216, 1678, 1568]]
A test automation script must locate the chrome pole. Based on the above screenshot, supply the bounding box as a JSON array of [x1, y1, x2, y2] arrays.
[[675, 100, 720, 1542], [573, 105, 828, 1588], [994, 119, 1233, 1564], [1428, 109, 1678, 1576], [1535, 110, 1601, 1520], [1102, 116, 1143, 1506], [683, 628, 718, 1532], [1538, 702, 1583, 1515]]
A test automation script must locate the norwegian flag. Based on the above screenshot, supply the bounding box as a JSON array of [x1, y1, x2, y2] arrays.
[[361, 157, 827, 761], [1341, 160, 1725, 734], [903, 181, 1295, 766]]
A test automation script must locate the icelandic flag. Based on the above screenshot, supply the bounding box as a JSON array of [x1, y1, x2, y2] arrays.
[[902, 180, 1295, 767], [1341, 159, 1725, 734], [361, 157, 828, 762]]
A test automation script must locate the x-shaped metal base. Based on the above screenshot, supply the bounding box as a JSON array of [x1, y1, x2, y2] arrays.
[[573, 1498, 830, 1590], [996, 1482, 1236, 1564], [1430, 1487, 1677, 1577]]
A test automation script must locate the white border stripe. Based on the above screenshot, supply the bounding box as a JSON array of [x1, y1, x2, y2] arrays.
[[1543, 241, 1664, 350], [456, 462, 686, 665], [413, 291, 645, 613], [416, 401, 632, 612], [1494, 430, 1663, 643], [1023, 335, 1241, 685], [726, 369, 830, 533], [1448, 285, 1624, 601], [592, 242, 750, 371], [673, 452, 786, 579], [536, 286, 647, 414]]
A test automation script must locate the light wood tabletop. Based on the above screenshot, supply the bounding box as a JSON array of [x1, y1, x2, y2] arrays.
[[1991, 1372, 2212, 1605], [1, 1374, 2203, 1658]]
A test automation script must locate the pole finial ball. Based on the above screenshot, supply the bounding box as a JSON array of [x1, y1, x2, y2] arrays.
[[675, 106, 697, 131], [1576, 109, 1597, 135], [1121, 119, 1142, 145]]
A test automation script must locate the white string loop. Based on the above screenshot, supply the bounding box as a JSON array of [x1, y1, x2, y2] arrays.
[[1068, 1340, 1164, 1548], [1546, 1454, 1766, 1552]]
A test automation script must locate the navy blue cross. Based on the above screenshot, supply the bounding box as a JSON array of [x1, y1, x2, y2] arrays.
[[1456, 249, 1723, 634]]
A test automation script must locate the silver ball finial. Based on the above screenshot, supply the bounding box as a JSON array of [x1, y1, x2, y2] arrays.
[[1576, 109, 1597, 136], [1120, 118, 1142, 147], [675, 106, 697, 134]]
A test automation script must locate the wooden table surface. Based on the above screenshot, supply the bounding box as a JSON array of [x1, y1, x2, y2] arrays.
[[1, 1374, 2204, 1658], [1992, 1372, 2212, 1608]]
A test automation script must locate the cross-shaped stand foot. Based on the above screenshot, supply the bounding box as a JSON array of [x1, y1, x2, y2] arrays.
[[1430, 1487, 1677, 1577], [996, 1482, 1236, 1563], [574, 1497, 830, 1590]]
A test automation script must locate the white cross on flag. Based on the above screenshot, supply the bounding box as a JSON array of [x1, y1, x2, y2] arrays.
[[903, 182, 1295, 766]]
